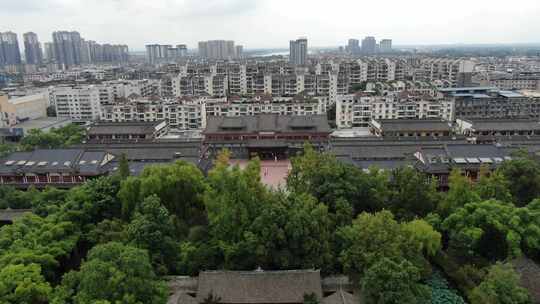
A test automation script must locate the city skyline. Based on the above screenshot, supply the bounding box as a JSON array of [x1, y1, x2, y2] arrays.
[[1, 0, 539, 50]]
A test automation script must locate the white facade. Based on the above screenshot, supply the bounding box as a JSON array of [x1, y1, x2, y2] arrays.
[[100, 95, 328, 130], [53, 86, 103, 121], [336, 93, 454, 129]]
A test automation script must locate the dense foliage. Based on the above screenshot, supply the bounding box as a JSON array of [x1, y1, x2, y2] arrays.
[[0, 145, 538, 303]]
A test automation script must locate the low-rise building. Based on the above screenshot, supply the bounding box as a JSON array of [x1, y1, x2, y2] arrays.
[[440, 87, 540, 119], [86, 121, 168, 143], [336, 92, 454, 129], [203, 114, 331, 159], [0, 92, 48, 127], [370, 119, 453, 137]]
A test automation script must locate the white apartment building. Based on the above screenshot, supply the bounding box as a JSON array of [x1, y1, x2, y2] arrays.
[[53, 86, 104, 121], [415, 58, 475, 87], [102, 79, 158, 98], [336, 92, 454, 129], [100, 95, 329, 130]]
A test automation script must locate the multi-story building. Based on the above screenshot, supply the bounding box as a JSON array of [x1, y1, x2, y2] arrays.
[[0, 31, 22, 66], [347, 39, 360, 55], [198, 40, 238, 60], [289, 38, 308, 66], [52, 31, 83, 69], [23, 32, 43, 65], [146, 44, 172, 64], [415, 58, 475, 87], [99, 94, 329, 130], [361, 36, 377, 55], [336, 91, 454, 128], [0, 92, 48, 127], [479, 71, 540, 91], [43, 42, 55, 63], [52, 85, 106, 121], [440, 87, 540, 119], [379, 39, 392, 53]]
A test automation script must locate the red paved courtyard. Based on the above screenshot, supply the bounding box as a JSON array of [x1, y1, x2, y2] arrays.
[[229, 159, 292, 189]]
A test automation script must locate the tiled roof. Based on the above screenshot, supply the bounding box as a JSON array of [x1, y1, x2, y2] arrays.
[[196, 270, 323, 304]]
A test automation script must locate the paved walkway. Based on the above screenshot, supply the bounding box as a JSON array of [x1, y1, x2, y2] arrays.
[[230, 159, 292, 189]]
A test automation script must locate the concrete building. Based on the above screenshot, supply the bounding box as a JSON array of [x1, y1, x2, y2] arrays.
[[361, 36, 377, 55], [347, 39, 360, 55], [336, 91, 454, 128], [439, 87, 540, 119], [146, 44, 172, 64], [43, 42, 55, 63], [23, 32, 43, 65], [416, 58, 475, 87], [370, 119, 453, 137], [0, 31, 22, 66], [289, 37, 308, 66], [379, 39, 392, 53], [86, 121, 168, 143], [52, 31, 83, 69], [0, 93, 48, 127], [198, 40, 238, 60], [52, 86, 104, 121], [236, 45, 244, 58]]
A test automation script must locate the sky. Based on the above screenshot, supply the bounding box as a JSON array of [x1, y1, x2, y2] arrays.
[[2, 0, 540, 51]]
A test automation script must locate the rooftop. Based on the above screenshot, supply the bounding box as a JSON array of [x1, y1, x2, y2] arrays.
[[205, 114, 331, 134], [373, 119, 452, 132], [88, 121, 167, 135], [196, 270, 322, 304]]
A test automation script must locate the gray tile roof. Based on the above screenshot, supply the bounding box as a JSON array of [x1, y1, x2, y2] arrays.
[[88, 121, 165, 135], [467, 119, 540, 132], [205, 115, 331, 134], [512, 257, 540, 304], [196, 270, 323, 304], [0, 149, 109, 175], [375, 120, 452, 132]]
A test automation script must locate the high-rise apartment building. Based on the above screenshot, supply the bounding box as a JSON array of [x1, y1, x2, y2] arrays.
[[361, 36, 377, 55], [236, 45, 244, 58], [52, 31, 83, 69], [347, 39, 360, 55], [289, 37, 308, 66], [23, 32, 43, 65], [380, 39, 392, 53], [43, 42, 55, 63], [0, 31, 22, 66], [146, 44, 172, 64], [198, 40, 238, 60]]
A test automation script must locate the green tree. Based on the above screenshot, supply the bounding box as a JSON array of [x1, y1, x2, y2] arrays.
[[287, 144, 388, 214], [388, 167, 439, 220], [362, 257, 431, 304], [475, 167, 513, 203], [118, 161, 207, 234], [498, 158, 540, 206], [0, 263, 52, 304], [118, 153, 130, 179], [126, 195, 180, 274], [442, 200, 540, 261], [53, 242, 167, 304], [402, 219, 442, 257], [338, 210, 439, 279], [0, 213, 79, 281], [470, 263, 530, 304], [249, 192, 333, 271], [439, 169, 480, 216], [20, 124, 85, 150]]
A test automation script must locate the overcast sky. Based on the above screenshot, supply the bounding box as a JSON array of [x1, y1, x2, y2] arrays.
[[2, 0, 539, 50]]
